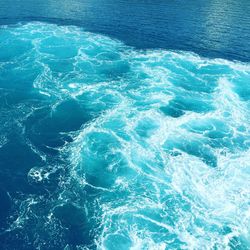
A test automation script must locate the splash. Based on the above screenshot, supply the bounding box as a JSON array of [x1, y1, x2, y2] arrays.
[[0, 22, 250, 249]]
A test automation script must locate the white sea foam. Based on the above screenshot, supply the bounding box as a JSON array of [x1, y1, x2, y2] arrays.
[[1, 22, 250, 249]]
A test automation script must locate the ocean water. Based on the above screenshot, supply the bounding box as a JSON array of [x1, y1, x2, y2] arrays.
[[0, 22, 250, 249], [1, 0, 250, 62]]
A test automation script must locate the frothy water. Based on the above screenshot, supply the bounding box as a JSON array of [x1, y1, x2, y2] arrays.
[[0, 22, 250, 249]]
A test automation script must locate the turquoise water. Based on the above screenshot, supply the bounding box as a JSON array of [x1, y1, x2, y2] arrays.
[[0, 22, 250, 249]]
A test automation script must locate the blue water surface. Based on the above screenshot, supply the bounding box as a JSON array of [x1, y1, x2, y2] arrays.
[[0, 0, 250, 62], [0, 1, 250, 250]]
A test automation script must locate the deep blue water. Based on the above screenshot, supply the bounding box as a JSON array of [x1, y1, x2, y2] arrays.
[[0, 1, 250, 250], [0, 0, 250, 62]]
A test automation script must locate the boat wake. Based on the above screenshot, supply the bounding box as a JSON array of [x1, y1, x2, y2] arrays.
[[0, 22, 250, 249]]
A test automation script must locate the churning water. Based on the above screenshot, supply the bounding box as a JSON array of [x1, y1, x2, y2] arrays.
[[0, 22, 250, 249]]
